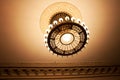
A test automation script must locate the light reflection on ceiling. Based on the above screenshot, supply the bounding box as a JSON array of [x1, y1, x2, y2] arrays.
[[0, 0, 120, 64]]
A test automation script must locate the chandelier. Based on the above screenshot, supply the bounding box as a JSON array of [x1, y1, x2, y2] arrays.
[[40, 2, 90, 56]]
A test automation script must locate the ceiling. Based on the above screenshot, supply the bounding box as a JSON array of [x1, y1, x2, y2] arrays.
[[0, 0, 120, 64]]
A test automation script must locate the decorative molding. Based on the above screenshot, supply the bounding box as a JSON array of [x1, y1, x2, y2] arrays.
[[0, 63, 120, 79]]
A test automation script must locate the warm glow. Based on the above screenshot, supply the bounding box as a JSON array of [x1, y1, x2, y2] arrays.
[[0, 0, 119, 63], [40, 2, 82, 33], [60, 33, 74, 45]]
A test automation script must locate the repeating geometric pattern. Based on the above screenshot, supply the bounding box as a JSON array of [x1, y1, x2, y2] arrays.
[[0, 63, 120, 79], [44, 16, 89, 56]]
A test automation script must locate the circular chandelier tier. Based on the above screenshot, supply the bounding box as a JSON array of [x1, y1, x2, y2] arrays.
[[44, 14, 89, 56], [40, 2, 82, 33]]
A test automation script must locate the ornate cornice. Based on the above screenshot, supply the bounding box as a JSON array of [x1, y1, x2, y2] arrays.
[[0, 63, 120, 79]]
